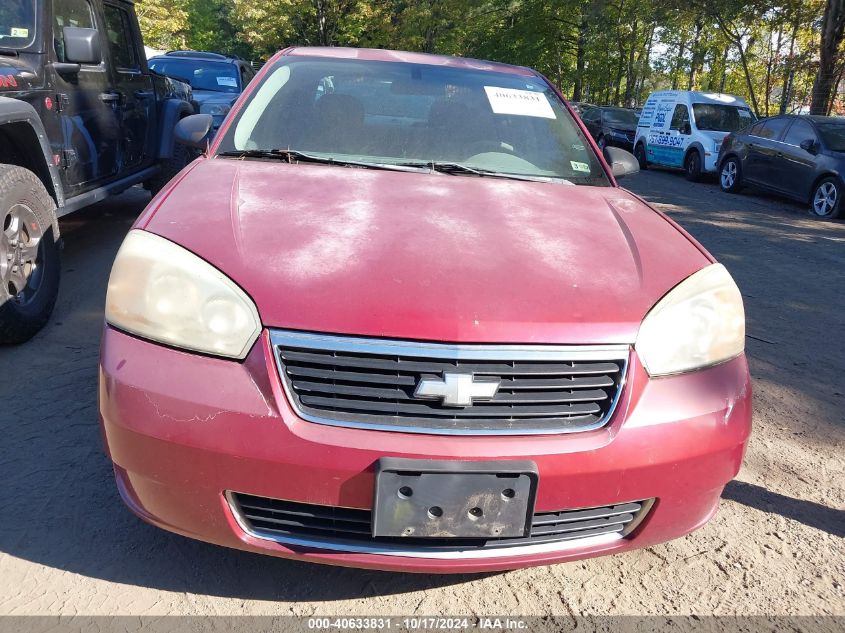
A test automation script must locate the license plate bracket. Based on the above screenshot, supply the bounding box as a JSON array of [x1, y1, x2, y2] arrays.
[[372, 458, 538, 539]]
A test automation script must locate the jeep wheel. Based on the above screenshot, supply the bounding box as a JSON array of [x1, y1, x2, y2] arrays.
[[146, 143, 195, 195], [684, 151, 703, 182], [0, 165, 61, 344]]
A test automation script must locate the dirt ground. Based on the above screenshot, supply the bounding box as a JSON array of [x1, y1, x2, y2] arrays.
[[0, 169, 842, 618]]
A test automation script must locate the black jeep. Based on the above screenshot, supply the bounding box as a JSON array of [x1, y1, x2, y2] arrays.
[[0, 0, 195, 343]]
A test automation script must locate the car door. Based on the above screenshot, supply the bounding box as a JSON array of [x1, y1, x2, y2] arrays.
[[52, 0, 120, 192], [777, 118, 820, 201], [744, 117, 789, 187], [102, 1, 154, 173]]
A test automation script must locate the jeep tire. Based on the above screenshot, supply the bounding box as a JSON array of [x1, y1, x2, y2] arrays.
[[145, 143, 195, 195], [0, 165, 61, 344]]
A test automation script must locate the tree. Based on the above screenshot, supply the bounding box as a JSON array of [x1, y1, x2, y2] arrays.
[[135, 0, 190, 50], [810, 0, 845, 114]]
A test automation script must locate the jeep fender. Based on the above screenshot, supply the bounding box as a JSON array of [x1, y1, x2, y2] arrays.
[[157, 98, 195, 160], [0, 96, 64, 238]]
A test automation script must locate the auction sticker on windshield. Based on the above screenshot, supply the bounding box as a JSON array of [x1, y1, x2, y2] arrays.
[[484, 86, 556, 119]]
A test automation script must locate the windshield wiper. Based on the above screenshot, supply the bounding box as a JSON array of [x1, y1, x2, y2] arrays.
[[0, 47, 20, 57], [218, 149, 428, 173], [397, 160, 566, 183]]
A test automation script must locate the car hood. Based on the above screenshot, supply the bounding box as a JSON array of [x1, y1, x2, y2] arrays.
[[192, 90, 238, 105], [143, 158, 710, 344]]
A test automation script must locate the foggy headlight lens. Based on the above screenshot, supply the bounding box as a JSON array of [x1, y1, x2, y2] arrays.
[[105, 230, 261, 359], [636, 264, 745, 376]]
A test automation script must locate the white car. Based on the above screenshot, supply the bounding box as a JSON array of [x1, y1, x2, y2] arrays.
[[634, 90, 755, 181]]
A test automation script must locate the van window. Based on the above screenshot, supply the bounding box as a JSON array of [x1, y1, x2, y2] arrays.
[[692, 104, 754, 132], [669, 104, 689, 131]]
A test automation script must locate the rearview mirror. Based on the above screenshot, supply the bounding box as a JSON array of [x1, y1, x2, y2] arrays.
[[800, 139, 818, 154], [63, 27, 101, 65], [174, 114, 214, 149], [604, 146, 640, 179]]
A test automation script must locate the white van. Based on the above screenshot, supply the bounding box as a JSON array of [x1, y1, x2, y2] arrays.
[[634, 90, 755, 181]]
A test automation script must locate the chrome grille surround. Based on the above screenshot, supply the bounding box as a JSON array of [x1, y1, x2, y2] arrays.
[[225, 491, 655, 559], [270, 330, 629, 436]]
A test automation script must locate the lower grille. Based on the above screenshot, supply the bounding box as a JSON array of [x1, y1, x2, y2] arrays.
[[271, 330, 629, 435], [229, 492, 652, 552]]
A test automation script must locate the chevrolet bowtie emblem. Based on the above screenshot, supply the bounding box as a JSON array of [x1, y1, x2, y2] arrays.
[[414, 372, 500, 407]]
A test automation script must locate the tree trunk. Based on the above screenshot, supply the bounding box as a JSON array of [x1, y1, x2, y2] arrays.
[[573, 12, 588, 101], [719, 45, 729, 93], [811, 0, 845, 114], [687, 19, 704, 90], [780, 8, 801, 114], [736, 42, 761, 116], [623, 20, 639, 105], [671, 40, 686, 90]]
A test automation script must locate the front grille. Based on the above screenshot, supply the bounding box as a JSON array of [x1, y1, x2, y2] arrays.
[[271, 330, 628, 435], [230, 492, 652, 551]]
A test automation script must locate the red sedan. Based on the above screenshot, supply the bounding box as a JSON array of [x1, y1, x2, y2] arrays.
[[99, 47, 751, 573]]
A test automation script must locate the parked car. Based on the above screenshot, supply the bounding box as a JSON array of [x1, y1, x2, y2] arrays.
[[0, 0, 195, 343], [568, 101, 595, 116], [635, 90, 755, 181], [580, 106, 640, 151], [100, 47, 750, 573], [148, 51, 255, 133], [718, 114, 845, 219]]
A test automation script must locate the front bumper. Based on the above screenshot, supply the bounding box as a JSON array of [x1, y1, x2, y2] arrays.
[[99, 327, 752, 573]]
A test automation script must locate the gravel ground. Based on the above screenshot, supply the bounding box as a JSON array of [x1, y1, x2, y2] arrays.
[[0, 169, 842, 618]]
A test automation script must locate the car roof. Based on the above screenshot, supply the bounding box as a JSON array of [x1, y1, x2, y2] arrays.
[[645, 90, 750, 106], [282, 47, 537, 77], [156, 51, 240, 64]]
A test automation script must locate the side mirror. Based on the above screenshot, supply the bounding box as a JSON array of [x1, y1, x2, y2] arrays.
[[680, 122, 692, 136], [63, 27, 101, 65], [604, 146, 640, 179], [174, 114, 214, 149], [800, 139, 818, 154]]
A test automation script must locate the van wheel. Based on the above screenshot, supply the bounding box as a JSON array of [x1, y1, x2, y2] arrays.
[[634, 144, 648, 170], [0, 165, 61, 345], [720, 157, 743, 193], [684, 151, 702, 182], [810, 177, 844, 219]]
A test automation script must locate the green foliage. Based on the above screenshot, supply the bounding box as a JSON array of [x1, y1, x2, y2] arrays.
[[134, 0, 845, 114]]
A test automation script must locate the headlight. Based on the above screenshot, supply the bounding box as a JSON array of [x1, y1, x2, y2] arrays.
[[105, 230, 261, 359], [635, 264, 745, 376], [201, 103, 231, 116]]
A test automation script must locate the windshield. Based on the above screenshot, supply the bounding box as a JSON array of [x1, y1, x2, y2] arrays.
[[0, 0, 35, 49], [692, 103, 754, 132], [148, 58, 240, 93], [216, 57, 608, 185], [816, 122, 845, 151], [603, 108, 639, 126]]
